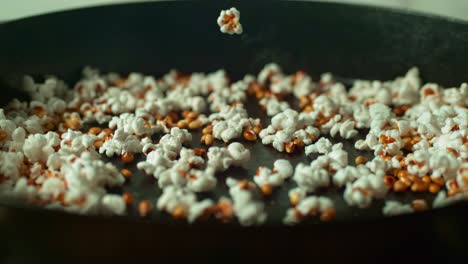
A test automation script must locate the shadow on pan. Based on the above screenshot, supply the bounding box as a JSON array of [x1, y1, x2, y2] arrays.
[[0, 0, 468, 261]]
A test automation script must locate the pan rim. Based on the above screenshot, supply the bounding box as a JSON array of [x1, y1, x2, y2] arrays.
[[1, 0, 468, 28]]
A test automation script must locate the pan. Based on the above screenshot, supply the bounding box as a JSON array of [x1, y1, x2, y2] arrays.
[[0, 0, 467, 262]]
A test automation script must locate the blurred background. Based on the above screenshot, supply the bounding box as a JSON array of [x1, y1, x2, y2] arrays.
[[1, 0, 468, 22]]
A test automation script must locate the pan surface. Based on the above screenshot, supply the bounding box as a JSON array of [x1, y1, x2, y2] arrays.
[[0, 0, 468, 261]]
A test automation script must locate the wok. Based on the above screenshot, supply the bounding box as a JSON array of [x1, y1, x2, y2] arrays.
[[0, 0, 467, 262]]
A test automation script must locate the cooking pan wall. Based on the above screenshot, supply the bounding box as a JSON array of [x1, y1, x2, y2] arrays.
[[1, 0, 468, 90]]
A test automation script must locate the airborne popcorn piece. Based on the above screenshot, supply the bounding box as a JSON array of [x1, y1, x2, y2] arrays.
[[217, 7, 243, 35]]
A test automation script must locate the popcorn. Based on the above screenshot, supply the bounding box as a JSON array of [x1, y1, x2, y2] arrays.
[[188, 199, 215, 223], [210, 104, 259, 143], [227, 142, 250, 167], [258, 63, 282, 86], [293, 161, 330, 192], [99, 129, 142, 157], [259, 96, 290, 116], [207, 143, 250, 172], [329, 119, 358, 139], [11, 178, 37, 198], [101, 194, 126, 215], [108, 113, 155, 136], [186, 167, 217, 192], [343, 172, 389, 208], [1, 63, 466, 226], [217, 7, 243, 35], [253, 159, 293, 192], [333, 166, 360, 187], [39, 177, 65, 200], [433, 191, 468, 208], [137, 148, 174, 177], [382, 201, 414, 216], [305, 137, 333, 155], [260, 109, 316, 153], [284, 196, 335, 224], [23, 132, 59, 163], [226, 178, 267, 226], [157, 185, 197, 216], [61, 152, 125, 191], [428, 150, 460, 180]]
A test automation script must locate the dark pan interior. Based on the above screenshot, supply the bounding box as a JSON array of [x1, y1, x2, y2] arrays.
[[0, 0, 468, 261]]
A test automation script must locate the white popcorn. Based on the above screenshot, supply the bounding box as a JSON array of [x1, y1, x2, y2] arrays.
[[188, 199, 215, 223], [1, 63, 466, 225], [333, 166, 360, 187], [327, 143, 348, 169], [274, 159, 293, 178], [283, 196, 335, 225], [157, 185, 197, 215], [39, 177, 65, 199], [254, 159, 293, 188], [210, 104, 256, 143], [138, 148, 174, 177], [293, 162, 330, 192], [61, 152, 125, 192], [456, 164, 468, 189], [226, 177, 267, 226], [227, 142, 250, 167], [23, 132, 59, 163], [206, 147, 233, 172], [206, 144, 250, 172], [217, 7, 243, 35], [11, 178, 37, 198], [344, 172, 389, 208], [186, 167, 217, 192], [99, 129, 142, 157], [433, 191, 468, 208], [108, 113, 154, 136], [366, 157, 387, 174], [370, 103, 392, 120], [0, 151, 24, 181], [258, 63, 282, 86], [305, 137, 333, 155], [288, 187, 307, 203], [293, 126, 320, 146], [313, 95, 338, 118], [101, 194, 126, 215], [297, 196, 334, 215], [429, 150, 460, 180], [338, 119, 358, 139], [382, 201, 414, 216], [59, 130, 100, 159], [259, 96, 290, 116], [271, 109, 299, 130], [293, 74, 315, 98]]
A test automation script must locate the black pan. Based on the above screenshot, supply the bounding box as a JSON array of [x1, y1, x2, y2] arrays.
[[0, 0, 468, 262]]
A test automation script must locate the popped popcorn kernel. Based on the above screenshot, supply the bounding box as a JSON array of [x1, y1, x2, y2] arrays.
[[217, 7, 243, 35]]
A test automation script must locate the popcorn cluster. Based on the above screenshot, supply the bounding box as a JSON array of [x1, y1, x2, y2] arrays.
[[254, 159, 293, 196], [226, 178, 267, 226], [284, 195, 336, 224], [0, 62, 466, 226]]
